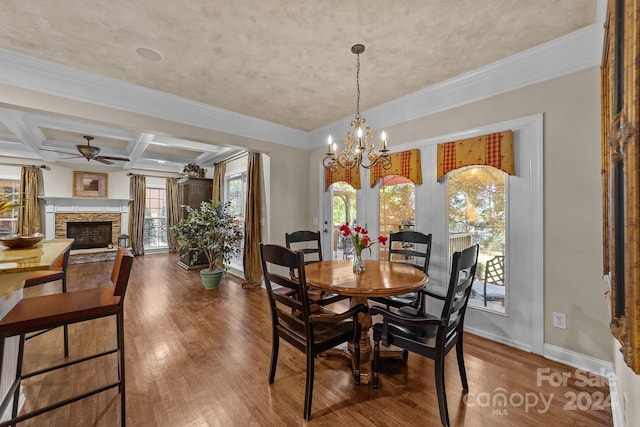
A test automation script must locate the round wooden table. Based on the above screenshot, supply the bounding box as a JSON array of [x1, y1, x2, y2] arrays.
[[305, 259, 427, 384]]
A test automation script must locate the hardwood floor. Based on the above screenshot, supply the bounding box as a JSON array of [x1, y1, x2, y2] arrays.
[[14, 252, 612, 426]]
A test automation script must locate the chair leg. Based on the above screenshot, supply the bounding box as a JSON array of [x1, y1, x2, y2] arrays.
[[435, 354, 449, 427], [11, 335, 26, 422], [116, 312, 126, 426], [456, 337, 468, 392], [372, 339, 380, 389], [268, 332, 279, 384], [303, 352, 315, 421], [62, 278, 69, 358]]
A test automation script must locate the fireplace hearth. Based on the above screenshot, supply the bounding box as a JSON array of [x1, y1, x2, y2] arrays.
[[67, 221, 113, 249]]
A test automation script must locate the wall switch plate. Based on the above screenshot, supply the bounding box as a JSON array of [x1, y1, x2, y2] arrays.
[[553, 312, 567, 329], [312, 217, 318, 225]]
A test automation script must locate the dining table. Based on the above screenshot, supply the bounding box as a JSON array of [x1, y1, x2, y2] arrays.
[[0, 238, 75, 411], [305, 258, 427, 385]]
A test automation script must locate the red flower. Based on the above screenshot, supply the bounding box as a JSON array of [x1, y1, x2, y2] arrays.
[[339, 222, 387, 257]]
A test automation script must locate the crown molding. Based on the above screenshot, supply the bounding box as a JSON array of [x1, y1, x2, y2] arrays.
[[310, 19, 604, 147], [0, 49, 308, 148]]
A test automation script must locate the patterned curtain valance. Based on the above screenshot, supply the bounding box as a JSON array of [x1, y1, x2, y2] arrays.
[[324, 165, 361, 190], [436, 130, 515, 180], [370, 149, 423, 187]]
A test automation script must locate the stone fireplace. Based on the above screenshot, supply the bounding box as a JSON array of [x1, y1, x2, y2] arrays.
[[40, 197, 130, 247]]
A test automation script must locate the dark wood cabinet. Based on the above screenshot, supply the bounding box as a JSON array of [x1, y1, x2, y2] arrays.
[[177, 177, 213, 270]]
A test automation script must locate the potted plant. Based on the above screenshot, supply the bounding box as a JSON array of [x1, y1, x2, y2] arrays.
[[171, 200, 243, 288], [183, 163, 205, 178]]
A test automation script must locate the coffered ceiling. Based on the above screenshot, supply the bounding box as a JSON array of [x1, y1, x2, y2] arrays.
[[0, 0, 598, 173]]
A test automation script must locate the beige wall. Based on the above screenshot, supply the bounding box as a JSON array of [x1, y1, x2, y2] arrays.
[[308, 67, 611, 362]]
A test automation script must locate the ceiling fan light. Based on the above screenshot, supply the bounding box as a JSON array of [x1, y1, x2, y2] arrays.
[[76, 144, 100, 158]]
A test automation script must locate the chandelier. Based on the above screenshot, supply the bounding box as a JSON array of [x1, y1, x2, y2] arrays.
[[323, 44, 391, 172]]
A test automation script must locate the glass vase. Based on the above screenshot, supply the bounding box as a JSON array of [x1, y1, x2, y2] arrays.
[[353, 252, 366, 273]]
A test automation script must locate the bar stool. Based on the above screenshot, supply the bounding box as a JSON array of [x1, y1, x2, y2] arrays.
[[0, 247, 134, 426], [22, 246, 71, 357]]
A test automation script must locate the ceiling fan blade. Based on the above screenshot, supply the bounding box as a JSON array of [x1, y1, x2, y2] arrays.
[[58, 155, 84, 160], [94, 157, 114, 165], [39, 147, 78, 155], [97, 155, 130, 162]]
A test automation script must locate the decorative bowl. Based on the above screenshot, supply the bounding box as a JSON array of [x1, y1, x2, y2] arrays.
[[0, 234, 44, 249]]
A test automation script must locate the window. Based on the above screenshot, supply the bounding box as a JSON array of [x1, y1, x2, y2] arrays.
[[225, 173, 247, 266], [332, 182, 357, 259], [378, 175, 415, 260], [448, 167, 506, 313], [144, 187, 168, 250], [0, 179, 20, 234]]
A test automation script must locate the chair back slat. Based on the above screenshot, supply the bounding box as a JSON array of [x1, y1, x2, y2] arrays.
[[285, 231, 322, 265], [387, 231, 432, 273], [260, 243, 312, 330], [112, 247, 134, 300], [437, 244, 479, 345]]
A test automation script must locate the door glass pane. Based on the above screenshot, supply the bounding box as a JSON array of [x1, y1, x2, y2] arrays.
[[225, 173, 247, 267], [448, 167, 506, 314], [379, 175, 415, 260], [144, 187, 168, 249], [332, 182, 357, 259]]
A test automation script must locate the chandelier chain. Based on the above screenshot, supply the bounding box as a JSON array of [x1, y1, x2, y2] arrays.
[[355, 52, 361, 118]]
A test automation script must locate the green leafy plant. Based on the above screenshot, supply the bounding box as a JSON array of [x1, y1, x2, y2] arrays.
[[183, 163, 205, 176], [0, 193, 21, 215], [171, 200, 243, 272]]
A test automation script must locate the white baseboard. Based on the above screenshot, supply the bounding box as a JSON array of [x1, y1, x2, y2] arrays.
[[543, 344, 613, 376], [543, 344, 621, 426], [465, 326, 532, 353]]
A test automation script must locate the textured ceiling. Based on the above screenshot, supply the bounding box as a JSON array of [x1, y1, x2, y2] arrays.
[[0, 0, 596, 132]]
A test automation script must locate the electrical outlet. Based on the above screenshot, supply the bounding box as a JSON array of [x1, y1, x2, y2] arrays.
[[553, 312, 567, 329]]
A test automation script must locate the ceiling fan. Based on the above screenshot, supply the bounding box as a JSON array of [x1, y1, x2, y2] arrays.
[[40, 135, 130, 165]]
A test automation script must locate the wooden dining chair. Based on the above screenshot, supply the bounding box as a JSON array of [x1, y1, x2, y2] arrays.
[[260, 243, 366, 421], [285, 230, 348, 306], [0, 247, 134, 426], [22, 246, 72, 357], [370, 244, 479, 427], [369, 230, 432, 311]]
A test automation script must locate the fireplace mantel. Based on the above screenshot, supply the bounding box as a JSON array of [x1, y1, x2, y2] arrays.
[[39, 197, 131, 213], [39, 197, 131, 240]]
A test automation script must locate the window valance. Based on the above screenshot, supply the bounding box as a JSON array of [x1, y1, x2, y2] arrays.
[[370, 149, 423, 188], [324, 164, 361, 190], [436, 131, 515, 180]]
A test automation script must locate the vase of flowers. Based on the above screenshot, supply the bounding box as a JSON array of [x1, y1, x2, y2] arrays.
[[339, 222, 387, 273]]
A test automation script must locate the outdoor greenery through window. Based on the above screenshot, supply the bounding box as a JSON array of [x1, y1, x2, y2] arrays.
[[0, 179, 19, 234], [449, 167, 506, 313], [379, 175, 415, 261], [225, 173, 246, 265], [332, 182, 357, 259], [144, 187, 168, 250]]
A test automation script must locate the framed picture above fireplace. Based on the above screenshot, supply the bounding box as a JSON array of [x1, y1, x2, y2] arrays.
[[73, 171, 108, 198]]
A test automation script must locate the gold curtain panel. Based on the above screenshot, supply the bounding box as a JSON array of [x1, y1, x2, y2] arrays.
[[324, 165, 362, 190], [369, 149, 423, 188], [436, 131, 515, 180]]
